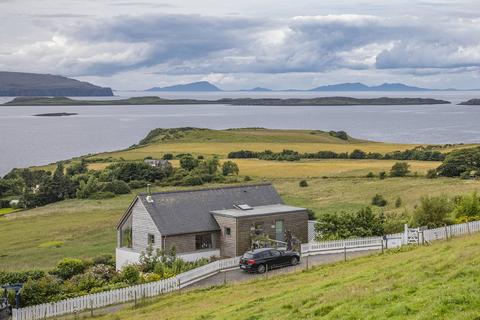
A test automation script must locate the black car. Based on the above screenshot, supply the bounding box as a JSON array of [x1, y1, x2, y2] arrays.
[[239, 248, 301, 273]]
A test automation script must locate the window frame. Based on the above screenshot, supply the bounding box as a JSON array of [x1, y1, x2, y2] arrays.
[[195, 233, 213, 250], [147, 233, 155, 245]]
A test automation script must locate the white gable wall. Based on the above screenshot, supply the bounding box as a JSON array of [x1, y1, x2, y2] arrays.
[[131, 199, 163, 253]]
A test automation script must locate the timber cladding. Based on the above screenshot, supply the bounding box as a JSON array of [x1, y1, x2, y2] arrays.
[[214, 211, 308, 256]]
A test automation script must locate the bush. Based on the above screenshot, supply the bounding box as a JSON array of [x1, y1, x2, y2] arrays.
[[315, 207, 384, 240], [244, 176, 252, 182], [0, 270, 45, 285], [412, 195, 453, 228], [379, 171, 387, 180], [222, 161, 239, 176], [390, 162, 410, 177], [127, 180, 148, 189], [181, 175, 203, 186], [76, 176, 100, 199], [371, 194, 387, 207], [426, 169, 438, 179], [349, 149, 366, 159], [20, 275, 62, 306], [197, 155, 204, 160], [120, 265, 140, 285], [395, 197, 402, 208], [52, 258, 88, 280], [162, 153, 174, 160], [101, 180, 131, 194], [106, 162, 172, 182], [453, 192, 480, 221], [299, 180, 308, 187], [366, 172, 375, 178]]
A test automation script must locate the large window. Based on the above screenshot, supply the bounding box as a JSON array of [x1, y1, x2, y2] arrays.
[[121, 227, 132, 248], [195, 233, 213, 250]]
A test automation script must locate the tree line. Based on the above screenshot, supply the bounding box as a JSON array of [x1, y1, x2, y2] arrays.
[[228, 147, 445, 162]]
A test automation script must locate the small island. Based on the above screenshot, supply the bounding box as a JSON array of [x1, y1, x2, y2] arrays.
[[458, 99, 480, 105], [5, 96, 451, 106], [34, 112, 78, 117]]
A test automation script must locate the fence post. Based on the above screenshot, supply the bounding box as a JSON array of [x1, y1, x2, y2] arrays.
[[223, 270, 227, 285], [403, 224, 408, 245], [306, 253, 309, 270], [134, 290, 137, 307], [343, 244, 347, 262], [445, 225, 449, 240], [90, 298, 94, 317], [381, 239, 384, 254], [467, 222, 471, 235]]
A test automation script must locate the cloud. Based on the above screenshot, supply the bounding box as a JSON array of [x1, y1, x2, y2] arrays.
[[2, 10, 480, 87]]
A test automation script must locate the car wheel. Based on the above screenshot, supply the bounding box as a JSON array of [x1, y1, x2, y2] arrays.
[[257, 264, 266, 274], [291, 257, 299, 266]]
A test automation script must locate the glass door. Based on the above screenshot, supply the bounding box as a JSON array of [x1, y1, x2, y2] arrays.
[[275, 220, 284, 242]]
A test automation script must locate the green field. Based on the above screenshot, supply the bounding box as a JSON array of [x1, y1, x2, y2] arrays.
[[2, 128, 480, 271], [92, 233, 480, 320]]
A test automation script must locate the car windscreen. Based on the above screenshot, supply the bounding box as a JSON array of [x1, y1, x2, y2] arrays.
[[243, 253, 254, 259]]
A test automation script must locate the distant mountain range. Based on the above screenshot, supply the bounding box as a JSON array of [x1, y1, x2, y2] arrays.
[[0, 72, 113, 96], [146, 81, 221, 92], [144, 81, 465, 92]]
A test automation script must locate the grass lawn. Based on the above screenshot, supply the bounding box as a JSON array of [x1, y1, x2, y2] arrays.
[[94, 233, 480, 320], [0, 208, 18, 216]]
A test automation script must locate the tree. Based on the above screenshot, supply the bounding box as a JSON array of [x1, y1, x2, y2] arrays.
[[66, 159, 88, 176], [437, 147, 480, 177], [106, 162, 172, 182], [412, 195, 453, 228], [390, 162, 410, 177], [299, 180, 308, 187], [76, 176, 99, 199], [179, 154, 199, 171], [426, 169, 438, 179], [349, 149, 367, 159], [371, 194, 387, 207], [222, 161, 239, 176]]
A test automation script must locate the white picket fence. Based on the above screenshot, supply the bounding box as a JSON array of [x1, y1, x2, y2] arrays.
[[11, 219, 480, 320], [11, 257, 240, 320]]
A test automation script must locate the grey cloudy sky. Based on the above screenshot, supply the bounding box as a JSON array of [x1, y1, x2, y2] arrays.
[[1, 0, 480, 90]]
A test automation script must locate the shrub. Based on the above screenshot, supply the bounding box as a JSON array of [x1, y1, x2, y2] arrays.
[[371, 194, 387, 207], [299, 180, 308, 187], [390, 162, 410, 177], [222, 161, 239, 176], [66, 160, 88, 176], [92, 254, 115, 267], [426, 169, 437, 179], [412, 195, 454, 228], [349, 149, 367, 159], [106, 162, 172, 182], [162, 153, 174, 160], [20, 275, 62, 306], [315, 207, 384, 240], [197, 155, 204, 160], [0, 270, 45, 285], [244, 176, 252, 182], [181, 175, 203, 186], [127, 180, 148, 189], [101, 180, 131, 194], [453, 192, 480, 221], [51, 258, 88, 280], [121, 265, 140, 285], [366, 172, 375, 178], [395, 197, 402, 208], [379, 171, 387, 180]]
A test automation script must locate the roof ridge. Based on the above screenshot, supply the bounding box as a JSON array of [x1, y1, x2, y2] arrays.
[[137, 182, 273, 197]]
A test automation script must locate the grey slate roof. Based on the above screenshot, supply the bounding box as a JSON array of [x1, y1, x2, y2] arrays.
[[211, 204, 306, 218], [137, 183, 283, 236]]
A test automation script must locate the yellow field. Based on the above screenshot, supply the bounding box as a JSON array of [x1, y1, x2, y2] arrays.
[[94, 142, 420, 160], [231, 159, 440, 178]]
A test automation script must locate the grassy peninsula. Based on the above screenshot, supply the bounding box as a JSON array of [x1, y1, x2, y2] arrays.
[[4, 96, 451, 106]]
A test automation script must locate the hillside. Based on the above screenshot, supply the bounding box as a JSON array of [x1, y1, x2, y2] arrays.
[[146, 81, 221, 92], [95, 233, 480, 319], [0, 71, 113, 96], [459, 99, 480, 105], [3, 96, 451, 106]]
